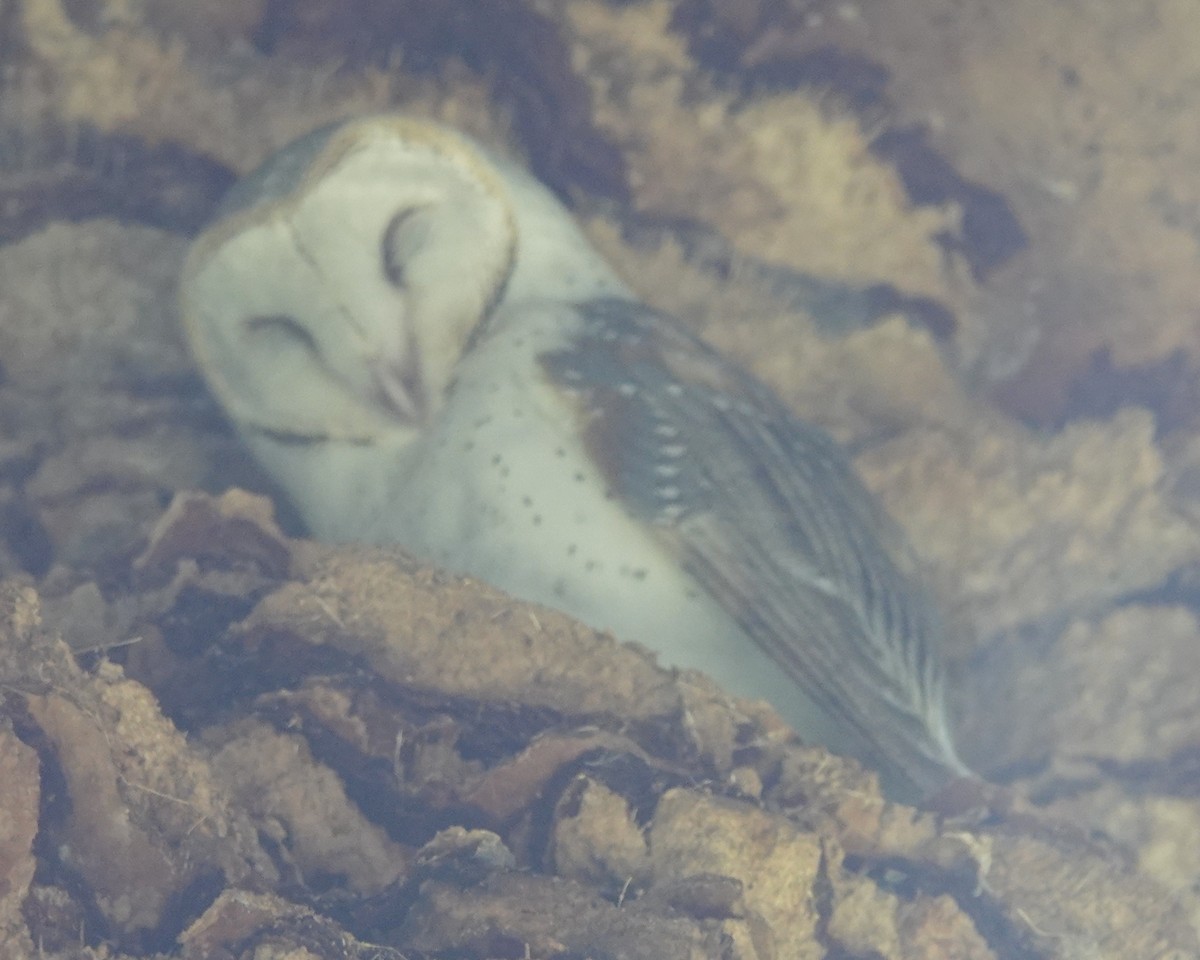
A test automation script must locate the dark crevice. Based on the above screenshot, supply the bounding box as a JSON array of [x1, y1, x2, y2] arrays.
[[846, 852, 1046, 960], [671, 1, 1027, 282], [9, 704, 115, 951], [253, 0, 629, 203], [1058, 345, 1200, 436], [613, 208, 959, 339], [0, 491, 55, 577], [0, 123, 235, 245], [872, 125, 1028, 281]]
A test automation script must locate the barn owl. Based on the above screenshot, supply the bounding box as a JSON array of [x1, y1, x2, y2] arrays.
[[180, 115, 972, 802]]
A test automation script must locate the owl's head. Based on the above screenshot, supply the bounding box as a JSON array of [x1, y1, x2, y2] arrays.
[[181, 116, 519, 443]]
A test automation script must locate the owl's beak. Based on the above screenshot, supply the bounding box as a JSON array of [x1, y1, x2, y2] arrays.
[[370, 352, 427, 426]]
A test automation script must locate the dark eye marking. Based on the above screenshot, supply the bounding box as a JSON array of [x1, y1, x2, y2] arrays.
[[245, 314, 318, 354], [381, 205, 432, 289]]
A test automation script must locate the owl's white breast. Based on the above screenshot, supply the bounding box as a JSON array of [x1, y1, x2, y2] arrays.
[[256, 298, 839, 740]]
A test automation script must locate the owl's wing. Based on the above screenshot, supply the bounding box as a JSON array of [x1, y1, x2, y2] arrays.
[[540, 297, 968, 798]]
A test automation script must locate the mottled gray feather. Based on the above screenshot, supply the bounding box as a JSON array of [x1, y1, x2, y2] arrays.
[[541, 297, 965, 796]]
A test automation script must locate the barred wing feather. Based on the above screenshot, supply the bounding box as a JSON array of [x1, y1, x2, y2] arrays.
[[541, 297, 968, 799]]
